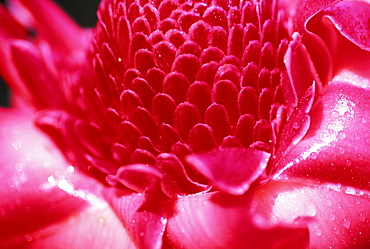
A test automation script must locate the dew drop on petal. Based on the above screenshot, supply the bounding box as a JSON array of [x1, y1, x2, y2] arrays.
[[12, 141, 22, 150], [359, 213, 365, 222], [330, 213, 336, 221], [337, 131, 346, 140], [342, 217, 350, 229], [24, 234, 33, 242], [98, 217, 105, 224], [344, 186, 356, 195]]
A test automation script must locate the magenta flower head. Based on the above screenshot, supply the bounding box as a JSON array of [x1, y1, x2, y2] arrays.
[[1, 0, 370, 248]]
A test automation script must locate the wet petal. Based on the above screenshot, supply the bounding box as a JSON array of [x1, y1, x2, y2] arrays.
[[274, 81, 370, 191], [320, 0, 370, 51], [254, 180, 370, 249], [0, 108, 133, 248], [187, 148, 270, 195], [305, 0, 370, 85], [284, 33, 322, 100], [156, 153, 208, 197], [105, 189, 168, 249], [110, 164, 163, 193], [167, 191, 309, 249]]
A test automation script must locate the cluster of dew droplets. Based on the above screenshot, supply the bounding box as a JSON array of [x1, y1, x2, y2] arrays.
[[75, 0, 291, 178]]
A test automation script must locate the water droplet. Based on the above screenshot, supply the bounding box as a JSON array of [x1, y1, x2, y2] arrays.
[[310, 152, 317, 159], [359, 213, 365, 222], [15, 163, 23, 172], [292, 121, 300, 129], [338, 131, 346, 140], [326, 199, 332, 207], [360, 35, 366, 44], [71, 190, 79, 197], [361, 117, 368, 124], [335, 23, 342, 31], [338, 147, 345, 154], [140, 232, 145, 237], [98, 217, 105, 224], [12, 141, 21, 150], [336, 202, 343, 209], [344, 111, 352, 118], [354, 133, 360, 140], [306, 203, 317, 217], [344, 186, 356, 195], [67, 166, 75, 173], [24, 234, 33, 242], [345, 159, 352, 166], [342, 217, 350, 228], [315, 227, 322, 236], [330, 213, 336, 221]]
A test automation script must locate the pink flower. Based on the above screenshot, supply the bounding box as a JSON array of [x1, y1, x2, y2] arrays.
[[1, 0, 370, 248]]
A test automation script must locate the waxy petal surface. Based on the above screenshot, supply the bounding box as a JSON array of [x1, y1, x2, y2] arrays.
[[0, 108, 134, 248], [320, 0, 370, 51], [274, 81, 370, 191], [166, 191, 309, 249], [254, 180, 370, 249], [105, 189, 169, 249], [187, 148, 270, 195]]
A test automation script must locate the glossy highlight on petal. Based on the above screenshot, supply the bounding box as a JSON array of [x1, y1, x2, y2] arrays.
[[2, 0, 370, 248], [187, 148, 270, 195], [274, 82, 370, 191], [167, 191, 310, 249]]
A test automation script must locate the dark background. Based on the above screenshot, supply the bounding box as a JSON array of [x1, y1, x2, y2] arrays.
[[0, 0, 100, 106]]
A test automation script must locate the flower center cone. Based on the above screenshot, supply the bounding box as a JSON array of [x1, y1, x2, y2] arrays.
[[36, 0, 291, 194]]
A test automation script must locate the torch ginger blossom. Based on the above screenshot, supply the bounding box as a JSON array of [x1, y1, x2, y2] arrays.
[[1, 0, 370, 248]]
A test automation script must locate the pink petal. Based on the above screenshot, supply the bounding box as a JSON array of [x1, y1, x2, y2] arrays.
[[305, 0, 370, 85], [0, 6, 28, 103], [187, 148, 270, 195], [320, 0, 370, 51], [167, 191, 309, 248], [274, 81, 370, 191], [110, 164, 163, 193], [273, 83, 315, 166], [0, 109, 81, 241], [9, 0, 90, 55], [155, 153, 208, 197], [13, 199, 136, 249], [254, 180, 370, 249], [278, 0, 334, 85], [9, 40, 67, 109], [105, 189, 168, 249], [0, 108, 133, 248], [284, 33, 322, 101]]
